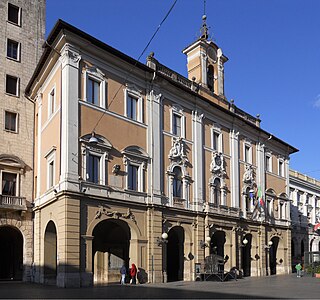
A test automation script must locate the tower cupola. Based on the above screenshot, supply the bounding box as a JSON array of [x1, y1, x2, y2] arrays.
[[182, 15, 228, 97]]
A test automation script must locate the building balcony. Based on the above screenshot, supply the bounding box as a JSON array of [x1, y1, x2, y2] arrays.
[[209, 203, 240, 217], [0, 195, 27, 211], [173, 197, 187, 209]]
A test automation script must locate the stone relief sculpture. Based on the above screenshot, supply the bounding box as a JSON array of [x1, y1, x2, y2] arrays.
[[168, 137, 188, 163], [243, 164, 254, 183], [210, 152, 225, 177]]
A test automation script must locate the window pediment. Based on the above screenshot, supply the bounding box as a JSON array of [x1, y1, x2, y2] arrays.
[[0, 154, 26, 169], [80, 134, 112, 150], [85, 66, 105, 80]]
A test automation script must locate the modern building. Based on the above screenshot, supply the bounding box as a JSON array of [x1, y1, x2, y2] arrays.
[[0, 0, 45, 281], [289, 169, 320, 269], [26, 18, 298, 287]]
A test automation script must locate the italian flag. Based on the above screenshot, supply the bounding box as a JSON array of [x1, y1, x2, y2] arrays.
[[257, 187, 264, 208]]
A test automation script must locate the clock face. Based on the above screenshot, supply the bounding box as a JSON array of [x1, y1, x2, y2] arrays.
[[215, 156, 222, 166], [207, 47, 217, 62]]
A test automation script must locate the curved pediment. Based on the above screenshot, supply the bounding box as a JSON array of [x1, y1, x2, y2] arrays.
[[0, 154, 26, 169]]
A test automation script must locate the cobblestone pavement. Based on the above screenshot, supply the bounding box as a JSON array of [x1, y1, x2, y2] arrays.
[[0, 274, 319, 299]]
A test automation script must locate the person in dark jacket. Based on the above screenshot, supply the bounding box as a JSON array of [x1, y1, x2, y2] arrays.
[[130, 263, 137, 284], [120, 265, 126, 284]]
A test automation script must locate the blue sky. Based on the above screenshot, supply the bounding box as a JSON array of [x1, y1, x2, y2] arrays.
[[47, 0, 320, 180]]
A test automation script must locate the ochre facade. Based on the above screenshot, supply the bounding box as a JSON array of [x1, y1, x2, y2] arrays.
[[26, 20, 297, 287]]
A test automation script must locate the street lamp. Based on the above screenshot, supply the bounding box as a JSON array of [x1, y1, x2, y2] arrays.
[[200, 236, 211, 249], [265, 240, 273, 250], [157, 232, 168, 246], [240, 237, 248, 247]]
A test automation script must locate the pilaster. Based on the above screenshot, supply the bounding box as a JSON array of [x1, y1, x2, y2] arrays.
[[230, 129, 239, 207]]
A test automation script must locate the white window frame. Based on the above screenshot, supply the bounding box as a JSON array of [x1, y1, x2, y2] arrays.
[[124, 84, 143, 123], [45, 149, 56, 190], [0, 170, 19, 196], [278, 158, 284, 177], [4, 110, 18, 133], [48, 85, 56, 118], [122, 146, 148, 193], [127, 162, 143, 192], [83, 66, 107, 108], [7, 38, 20, 61], [170, 105, 185, 138], [8, 3, 21, 26], [5, 74, 19, 96], [82, 147, 108, 186], [265, 153, 272, 173], [243, 139, 252, 164], [211, 124, 222, 152]]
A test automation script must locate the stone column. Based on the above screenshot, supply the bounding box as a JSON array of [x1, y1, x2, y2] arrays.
[[230, 129, 239, 208], [59, 44, 81, 190], [81, 235, 93, 287], [192, 110, 204, 211], [147, 90, 162, 205]]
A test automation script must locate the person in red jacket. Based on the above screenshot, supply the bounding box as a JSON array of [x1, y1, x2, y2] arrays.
[[130, 263, 137, 284]]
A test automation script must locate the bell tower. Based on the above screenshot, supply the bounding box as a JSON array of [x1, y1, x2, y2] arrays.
[[182, 15, 228, 96]]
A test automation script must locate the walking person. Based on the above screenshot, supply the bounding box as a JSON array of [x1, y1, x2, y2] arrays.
[[295, 263, 302, 277], [130, 263, 137, 284], [120, 264, 126, 285]]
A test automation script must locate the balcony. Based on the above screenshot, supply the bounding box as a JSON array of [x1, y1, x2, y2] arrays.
[[173, 197, 186, 209], [209, 204, 240, 217], [0, 195, 27, 211]]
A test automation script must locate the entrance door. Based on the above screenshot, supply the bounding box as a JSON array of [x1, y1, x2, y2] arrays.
[[269, 237, 279, 275], [0, 226, 23, 280], [242, 234, 252, 277], [167, 226, 184, 282], [93, 219, 130, 284]]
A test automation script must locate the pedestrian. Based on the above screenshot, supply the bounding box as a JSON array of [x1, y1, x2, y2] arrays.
[[295, 263, 302, 277], [130, 263, 137, 284], [120, 264, 126, 285]]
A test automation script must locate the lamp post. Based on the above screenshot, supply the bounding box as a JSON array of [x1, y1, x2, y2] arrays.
[[200, 236, 211, 249], [265, 240, 273, 276], [157, 232, 168, 283]]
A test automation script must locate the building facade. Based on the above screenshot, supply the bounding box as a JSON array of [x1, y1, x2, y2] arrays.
[[290, 170, 320, 268], [26, 19, 297, 287], [0, 0, 45, 281]]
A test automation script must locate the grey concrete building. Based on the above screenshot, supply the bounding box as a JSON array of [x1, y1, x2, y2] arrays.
[[0, 0, 45, 281]]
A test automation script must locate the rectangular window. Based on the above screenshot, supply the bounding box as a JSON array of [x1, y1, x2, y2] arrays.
[[265, 155, 272, 172], [127, 95, 138, 121], [173, 114, 181, 136], [244, 145, 251, 163], [128, 164, 139, 191], [6, 75, 19, 96], [87, 78, 100, 105], [278, 160, 284, 177], [88, 154, 100, 184], [8, 3, 20, 25], [48, 160, 54, 188], [5, 111, 17, 132], [48, 88, 55, 117], [2, 172, 17, 196], [212, 131, 220, 150], [7, 39, 19, 60]]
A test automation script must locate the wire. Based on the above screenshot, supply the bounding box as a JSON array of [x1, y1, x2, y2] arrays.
[[92, 0, 178, 132]]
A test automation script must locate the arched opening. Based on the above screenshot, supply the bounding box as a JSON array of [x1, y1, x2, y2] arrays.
[[269, 236, 279, 275], [213, 178, 221, 206], [0, 226, 23, 280], [44, 221, 57, 284], [207, 65, 214, 92], [210, 231, 225, 257], [241, 234, 252, 277], [166, 226, 184, 282], [92, 219, 130, 284], [301, 240, 305, 259], [173, 167, 182, 198]]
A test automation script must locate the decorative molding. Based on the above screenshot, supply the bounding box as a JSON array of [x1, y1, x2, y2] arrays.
[[243, 164, 255, 184], [210, 152, 226, 177], [168, 137, 188, 165], [94, 206, 137, 225]]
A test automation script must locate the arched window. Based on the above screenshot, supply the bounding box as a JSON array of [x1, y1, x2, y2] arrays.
[[207, 65, 214, 92], [213, 178, 221, 205], [173, 167, 182, 198]]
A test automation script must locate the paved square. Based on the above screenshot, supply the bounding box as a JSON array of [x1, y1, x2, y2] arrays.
[[0, 274, 318, 299]]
